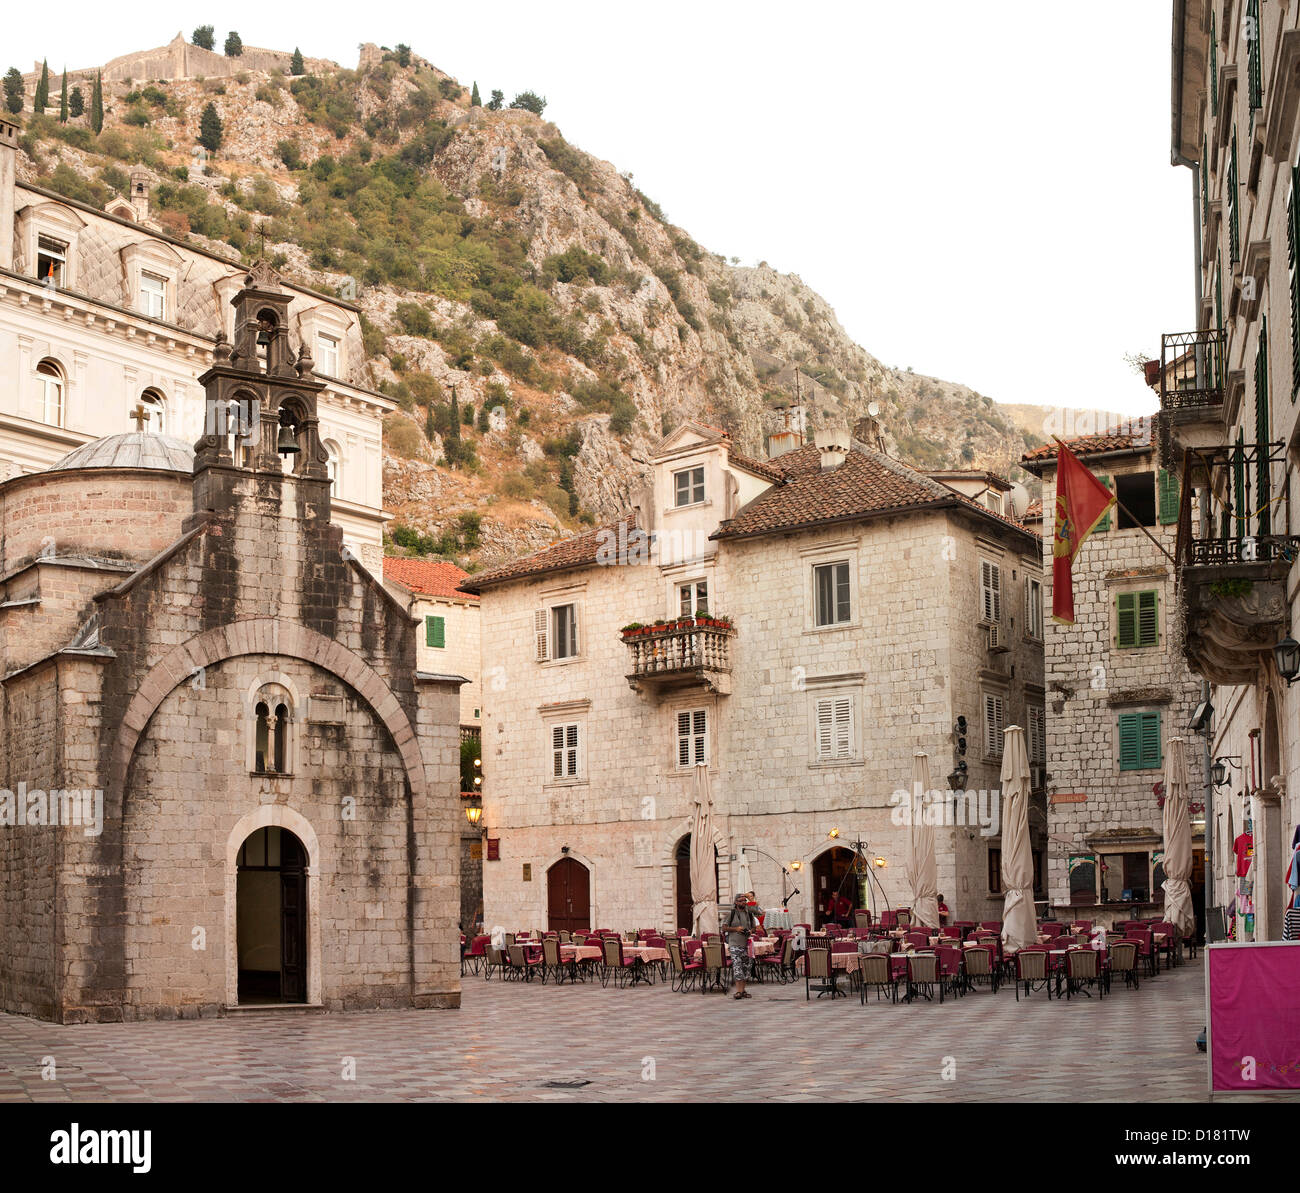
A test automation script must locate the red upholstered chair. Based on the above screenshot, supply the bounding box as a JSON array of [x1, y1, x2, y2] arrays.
[[1040, 923, 1065, 939], [979, 921, 1002, 932], [830, 939, 856, 953], [905, 930, 929, 950], [936, 946, 965, 999]]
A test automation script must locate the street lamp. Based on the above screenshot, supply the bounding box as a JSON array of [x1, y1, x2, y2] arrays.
[[464, 804, 484, 831], [1211, 756, 1241, 787], [1274, 636, 1300, 685]]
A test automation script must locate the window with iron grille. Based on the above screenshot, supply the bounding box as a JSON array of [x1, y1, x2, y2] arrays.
[[676, 709, 708, 768], [550, 722, 583, 779], [988, 848, 1003, 895], [1118, 712, 1161, 772], [1247, 0, 1263, 111], [1115, 590, 1159, 649]]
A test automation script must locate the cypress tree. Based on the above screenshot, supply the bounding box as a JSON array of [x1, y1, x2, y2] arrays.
[[198, 101, 223, 151], [446, 389, 462, 465], [34, 60, 49, 114], [2, 68, 23, 116], [290, 47, 305, 76], [470, 81, 481, 107], [69, 86, 84, 118], [425, 402, 435, 442], [90, 72, 103, 133], [58, 69, 67, 122]]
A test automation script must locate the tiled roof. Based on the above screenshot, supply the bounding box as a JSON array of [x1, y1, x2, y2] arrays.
[[1023, 498, 1044, 522], [1020, 425, 1152, 465], [384, 557, 477, 601], [458, 514, 639, 593], [725, 448, 785, 483]]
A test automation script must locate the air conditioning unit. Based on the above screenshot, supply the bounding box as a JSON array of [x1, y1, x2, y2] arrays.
[[987, 622, 1009, 653]]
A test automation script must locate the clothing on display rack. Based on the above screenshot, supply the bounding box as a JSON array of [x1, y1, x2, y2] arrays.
[[1234, 832, 1254, 878]]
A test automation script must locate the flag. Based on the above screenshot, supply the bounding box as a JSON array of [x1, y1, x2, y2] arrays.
[[1052, 438, 1115, 624]]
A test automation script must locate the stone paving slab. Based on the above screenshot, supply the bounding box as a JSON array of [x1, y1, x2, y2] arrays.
[[0, 960, 1292, 1102]]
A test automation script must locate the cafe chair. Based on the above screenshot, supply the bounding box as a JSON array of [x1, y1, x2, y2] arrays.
[[856, 952, 898, 1004], [963, 945, 998, 994], [1065, 948, 1103, 1000], [805, 946, 841, 1000], [1108, 941, 1140, 992], [904, 953, 941, 1003], [1013, 948, 1051, 1001]]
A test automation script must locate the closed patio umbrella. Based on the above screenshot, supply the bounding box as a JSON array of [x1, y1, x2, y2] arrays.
[[1000, 725, 1036, 951], [906, 750, 940, 928], [1161, 736, 1196, 937], [735, 848, 753, 900], [690, 762, 719, 937]]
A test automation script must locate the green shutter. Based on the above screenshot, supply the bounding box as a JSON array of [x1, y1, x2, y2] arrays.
[[1202, 138, 1210, 226], [1233, 427, 1246, 538], [1140, 713, 1162, 771], [1116, 592, 1137, 649], [1119, 714, 1141, 771], [1248, 0, 1263, 111], [1157, 469, 1180, 524], [1211, 10, 1219, 116], [1096, 475, 1111, 531], [426, 614, 445, 648], [1229, 130, 1240, 264], [1137, 590, 1159, 648], [1290, 169, 1300, 398], [1216, 252, 1224, 333], [1257, 316, 1271, 537]]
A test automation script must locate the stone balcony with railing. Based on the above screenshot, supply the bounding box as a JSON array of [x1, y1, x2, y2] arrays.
[[622, 618, 734, 698], [1157, 328, 1228, 468], [1174, 440, 1299, 685]]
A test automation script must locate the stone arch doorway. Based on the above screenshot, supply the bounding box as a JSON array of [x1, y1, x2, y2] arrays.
[[674, 834, 721, 931], [812, 846, 857, 927], [547, 857, 591, 934], [236, 825, 308, 1004]]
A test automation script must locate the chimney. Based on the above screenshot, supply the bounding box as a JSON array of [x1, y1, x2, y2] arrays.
[[0, 117, 18, 271], [813, 427, 850, 471], [766, 405, 806, 459], [129, 168, 151, 221]]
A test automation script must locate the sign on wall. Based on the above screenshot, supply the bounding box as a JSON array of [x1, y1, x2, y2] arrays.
[[486, 838, 499, 861], [1207, 941, 1300, 1094]]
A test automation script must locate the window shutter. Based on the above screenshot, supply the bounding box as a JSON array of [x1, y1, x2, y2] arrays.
[[534, 609, 549, 662], [1137, 590, 1159, 648], [1140, 713, 1162, 771], [1210, 9, 1218, 116], [1118, 714, 1140, 771], [426, 615, 445, 649], [1248, 0, 1263, 110], [1257, 315, 1272, 537], [816, 698, 834, 760], [1096, 476, 1111, 531], [1157, 469, 1179, 525], [835, 562, 851, 623], [1290, 168, 1300, 398], [552, 725, 565, 777], [693, 710, 707, 764], [1116, 592, 1136, 648], [570, 605, 580, 656], [984, 694, 1004, 756], [1229, 129, 1240, 264], [981, 561, 1001, 623], [833, 697, 852, 758], [677, 711, 692, 767], [1233, 428, 1246, 538], [566, 723, 580, 777]]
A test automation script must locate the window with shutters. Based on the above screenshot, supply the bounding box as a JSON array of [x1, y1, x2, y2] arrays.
[[536, 603, 579, 662], [1115, 472, 1156, 528], [1228, 129, 1240, 265], [1290, 167, 1300, 398], [988, 847, 1003, 895], [1118, 712, 1162, 772], [676, 708, 708, 768], [425, 614, 446, 649], [1216, 252, 1224, 333], [673, 466, 705, 507], [1202, 138, 1210, 227], [1256, 315, 1272, 536], [813, 561, 851, 626], [1025, 577, 1043, 640], [1247, 0, 1263, 111], [1157, 469, 1180, 525], [813, 695, 855, 762], [1028, 705, 1046, 767], [1210, 8, 1218, 116], [983, 692, 1006, 757], [979, 560, 1002, 624], [1115, 590, 1159, 649], [549, 722, 583, 781]]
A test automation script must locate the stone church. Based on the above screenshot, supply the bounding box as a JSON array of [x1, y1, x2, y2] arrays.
[[0, 264, 464, 1022]]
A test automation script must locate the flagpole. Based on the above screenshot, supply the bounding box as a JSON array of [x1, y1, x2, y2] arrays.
[[1050, 436, 1178, 568]]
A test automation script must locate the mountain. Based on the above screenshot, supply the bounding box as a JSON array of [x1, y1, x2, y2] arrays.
[[9, 41, 1050, 567]]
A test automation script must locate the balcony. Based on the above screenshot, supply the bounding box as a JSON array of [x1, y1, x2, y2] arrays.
[[623, 619, 734, 698], [1158, 329, 1227, 466], [1175, 441, 1299, 686]]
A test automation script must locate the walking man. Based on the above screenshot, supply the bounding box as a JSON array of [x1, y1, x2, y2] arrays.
[[723, 891, 762, 1000]]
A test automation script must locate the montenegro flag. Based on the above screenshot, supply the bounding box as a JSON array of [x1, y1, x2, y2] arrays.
[[1052, 438, 1115, 625]]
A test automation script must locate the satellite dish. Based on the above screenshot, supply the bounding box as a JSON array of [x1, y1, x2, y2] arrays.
[[867, 401, 880, 418]]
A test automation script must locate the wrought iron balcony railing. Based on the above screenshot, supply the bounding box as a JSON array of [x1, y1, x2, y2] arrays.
[[1175, 440, 1299, 569], [1160, 329, 1225, 411], [623, 621, 733, 684]]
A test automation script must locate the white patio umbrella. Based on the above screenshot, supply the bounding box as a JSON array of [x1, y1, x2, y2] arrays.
[[1000, 725, 1036, 950], [906, 750, 940, 928], [690, 763, 720, 937], [1161, 737, 1196, 937], [735, 848, 753, 900]]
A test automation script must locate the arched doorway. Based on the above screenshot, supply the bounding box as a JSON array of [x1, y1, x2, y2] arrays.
[[813, 846, 857, 927], [236, 826, 308, 1003], [547, 857, 591, 933], [674, 834, 722, 931]]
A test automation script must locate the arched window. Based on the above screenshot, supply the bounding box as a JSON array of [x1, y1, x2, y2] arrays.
[[37, 359, 65, 427], [323, 439, 341, 493], [251, 685, 294, 775], [135, 388, 165, 433]]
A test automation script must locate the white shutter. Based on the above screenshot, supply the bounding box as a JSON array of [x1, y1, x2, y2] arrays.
[[534, 609, 550, 662], [552, 724, 565, 777], [570, 604, 579, 656], [677, 711, 692, 767], [816, 698, 834, 760], [565, 723, 580, 776], [981, 561, 1002, 623], [984, 694, 1005, 756], [693, 709, 707, 764], [833, 696, 853, 758]]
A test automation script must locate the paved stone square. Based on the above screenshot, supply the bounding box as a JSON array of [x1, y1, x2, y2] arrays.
[[0, 959, 1288, 1102]]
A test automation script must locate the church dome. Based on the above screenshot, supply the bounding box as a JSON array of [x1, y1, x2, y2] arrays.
[[48, 433, 194, 474]]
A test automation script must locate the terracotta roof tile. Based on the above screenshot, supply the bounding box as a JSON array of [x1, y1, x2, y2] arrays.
[[1020, 423, 1152, 465], [725, 448, 785, 483], [1024, 498, 1044, 521], [458, 514, 640, 592], [384, 557, 477, 600]]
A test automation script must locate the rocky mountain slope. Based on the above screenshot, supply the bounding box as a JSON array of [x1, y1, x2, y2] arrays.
[[9, 41, 1049, 567]]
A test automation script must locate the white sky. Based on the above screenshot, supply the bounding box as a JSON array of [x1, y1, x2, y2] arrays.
[[9, 1, 1189, 418]]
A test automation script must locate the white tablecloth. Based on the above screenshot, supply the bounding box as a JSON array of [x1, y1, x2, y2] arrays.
[[764, 910, 794, 930]]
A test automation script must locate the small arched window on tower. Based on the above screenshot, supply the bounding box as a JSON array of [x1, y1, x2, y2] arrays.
[[252, 686, 294, 775], [37, 359, 65, 427]]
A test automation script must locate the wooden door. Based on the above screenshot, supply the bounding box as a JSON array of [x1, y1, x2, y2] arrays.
[[676, 845, 693, 931], [280, 832, 307, 1003], [547, 857, 590, 933]]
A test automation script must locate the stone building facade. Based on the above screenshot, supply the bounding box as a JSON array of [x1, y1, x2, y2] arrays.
[[0, 264, 463, 1022], [1022, 429, 1207, 932], [0, 116, 390, 571], [1166, 1, 1300, 940], [463, 423, 1045, 933]]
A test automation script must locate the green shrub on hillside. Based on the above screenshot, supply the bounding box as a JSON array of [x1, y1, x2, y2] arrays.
[[538, 136, 593, 190], [542, 245, 609, 286]]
